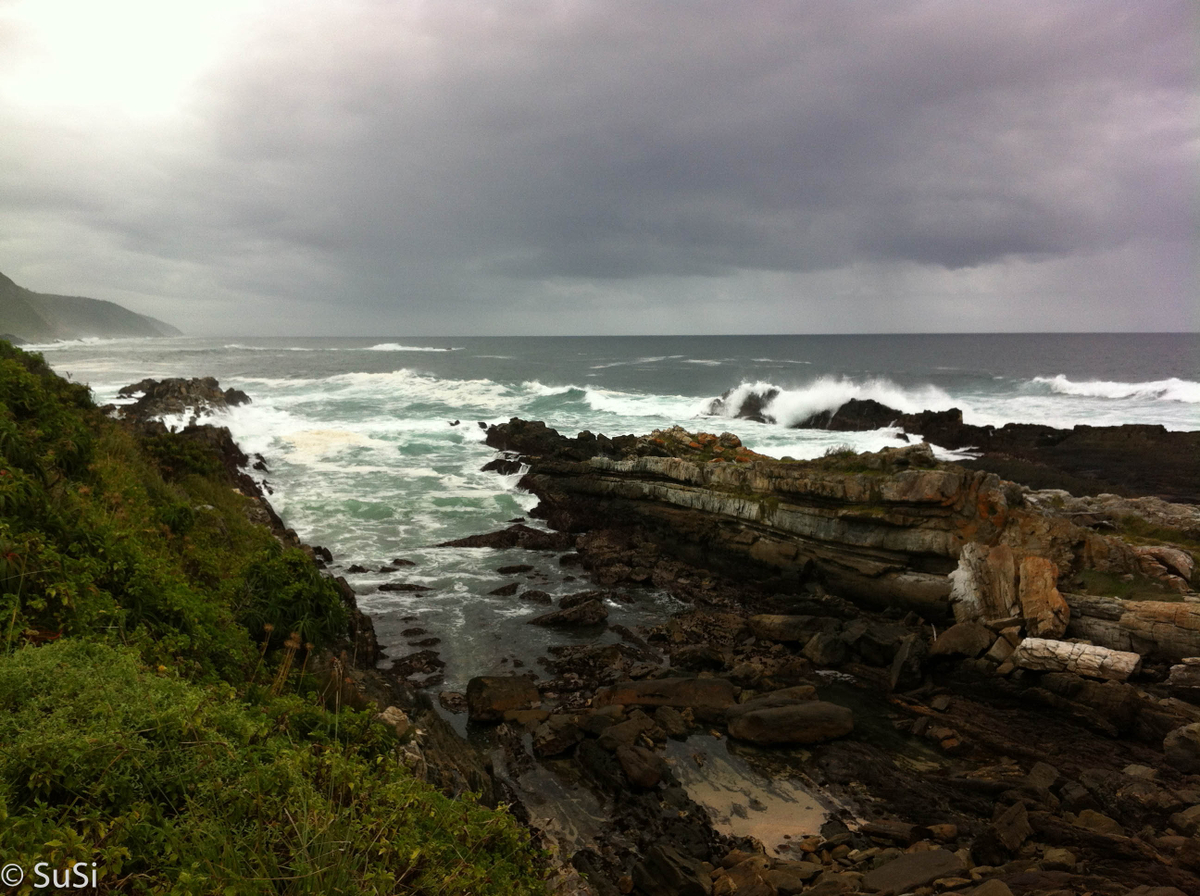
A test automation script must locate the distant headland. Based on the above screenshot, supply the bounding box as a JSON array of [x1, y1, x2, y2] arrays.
[[0, 269, 180, 343]]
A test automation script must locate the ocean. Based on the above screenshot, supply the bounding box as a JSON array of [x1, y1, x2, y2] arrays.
[[30, 333, 1200, 704]]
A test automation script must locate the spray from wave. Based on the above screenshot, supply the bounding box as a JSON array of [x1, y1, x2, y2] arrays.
[[706, 377, 956, 427]]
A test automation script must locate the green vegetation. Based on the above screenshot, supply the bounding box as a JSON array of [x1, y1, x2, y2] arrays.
[[0, 341, 545, 894], [1115, 514, 1200, 555], [1076, 567, 1181, 603]]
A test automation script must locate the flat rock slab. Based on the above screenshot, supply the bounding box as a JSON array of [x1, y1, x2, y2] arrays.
[[594, 677, 738, 712], [861, 848, 965, 894], [727, 701, 854, 745]]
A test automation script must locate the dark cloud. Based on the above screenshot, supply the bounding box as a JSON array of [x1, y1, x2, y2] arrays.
[[0, 0, 1194, 333]]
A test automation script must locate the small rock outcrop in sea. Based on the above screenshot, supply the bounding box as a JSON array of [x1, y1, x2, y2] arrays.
[[114, 376, 250, 422]]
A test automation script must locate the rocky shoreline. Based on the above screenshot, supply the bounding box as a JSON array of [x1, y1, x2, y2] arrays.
[[113, 379, 1200, 895]]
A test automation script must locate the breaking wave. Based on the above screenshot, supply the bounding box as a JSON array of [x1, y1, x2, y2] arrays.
[[1032, 375, 1200, 404], [707, 377, 956, 427]]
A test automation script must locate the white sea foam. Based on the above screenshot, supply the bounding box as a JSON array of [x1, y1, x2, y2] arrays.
[[710, 377, 956, 428], [362, 343, 461, 352], [1033, 375, 1200, 403], [684, 359, 723, 366]]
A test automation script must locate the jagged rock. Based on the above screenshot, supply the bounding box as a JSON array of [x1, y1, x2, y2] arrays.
[[497, 563, 535, 574], [521, 589, 553, 604], [116, 376, 250, 421], [527, 598, 608, 627], [727, 701, 854, 745], [489, 582, 520, 596], [930, 621, 995, 657], [438, 691, 467, 713], [713, 857, 774, 896], [615, 744, 666, 788], [465, 676, 539, 722], [860, 848, 965, 894], [803, 631, 849, 666], [1011, 637, 1141, 681], [597, 714, 656, 751], [1018, 555, 1070, 637], [951, 543, 1019, 624]]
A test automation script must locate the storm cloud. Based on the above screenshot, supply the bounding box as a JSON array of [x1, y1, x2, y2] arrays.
[[0, 0, 1194, 334]]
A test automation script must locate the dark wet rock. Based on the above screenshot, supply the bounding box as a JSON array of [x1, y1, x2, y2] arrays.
[[631, 844, 712, 896], [803, 631, 850, 666], [616, 744, 665, 788], [559, 590, 607, 609], [391, 557, 417, 566], [400, 627, 426, 637], [389, 650, 445, 680], [727, 701, 854, 745], [597, 713, 656, 751], [793, 397, 902, 431], [378, 581, 432, 592], [438, 691, 467, 713], [669, 644, 726, 671], [765, 863, 822, 894], [532, 714, 585, 757], [1164, 723, 1200, 774], [528, 598, 608, 627], [497, 564, 535, 574], [972, 802, 1033, 865], [860, 848, 965, 894], [489, 582, 520, 596], [521, 589, 553, 604], [748, 614, 842, 643], [346, 564, 369, 573], [465, 675, 539, 722], [482, 457, 524, 475], [653, 705, 690, 737], [438, 523, 573, 551], [116, 376, 250, 421]]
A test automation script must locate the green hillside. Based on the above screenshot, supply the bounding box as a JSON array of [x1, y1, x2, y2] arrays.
[[0, 340, 544, 894], [0, 270, 181, 341]]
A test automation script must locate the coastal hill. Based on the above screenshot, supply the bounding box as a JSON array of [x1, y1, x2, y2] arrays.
[[0, 269, 181, 342]]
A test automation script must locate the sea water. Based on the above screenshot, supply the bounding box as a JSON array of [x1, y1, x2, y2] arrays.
[[32, 334, 1200, 697]]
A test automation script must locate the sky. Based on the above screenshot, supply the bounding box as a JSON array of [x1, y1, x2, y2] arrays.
[[0, 0, 1195, 335]]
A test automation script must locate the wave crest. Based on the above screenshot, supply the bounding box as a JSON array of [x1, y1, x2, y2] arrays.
[[1033, 375, 1200, 403], [708, 377, 955, 427]]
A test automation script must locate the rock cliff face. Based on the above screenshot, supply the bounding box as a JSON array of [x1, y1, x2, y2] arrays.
[[489, 421, 1195, 629]]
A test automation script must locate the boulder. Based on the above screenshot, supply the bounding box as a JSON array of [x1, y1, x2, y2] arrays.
[[1164, 722, 1200, 774], [803, 631, 849, 666], [465, 676, 539, 723], [615, 744, 666, 788], [1018, 555, 1070, 638], [727, 701, 854, 745], [861, 848, 965, 894], [724, 686, 817, 721], [929, 621, 994, 657]]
